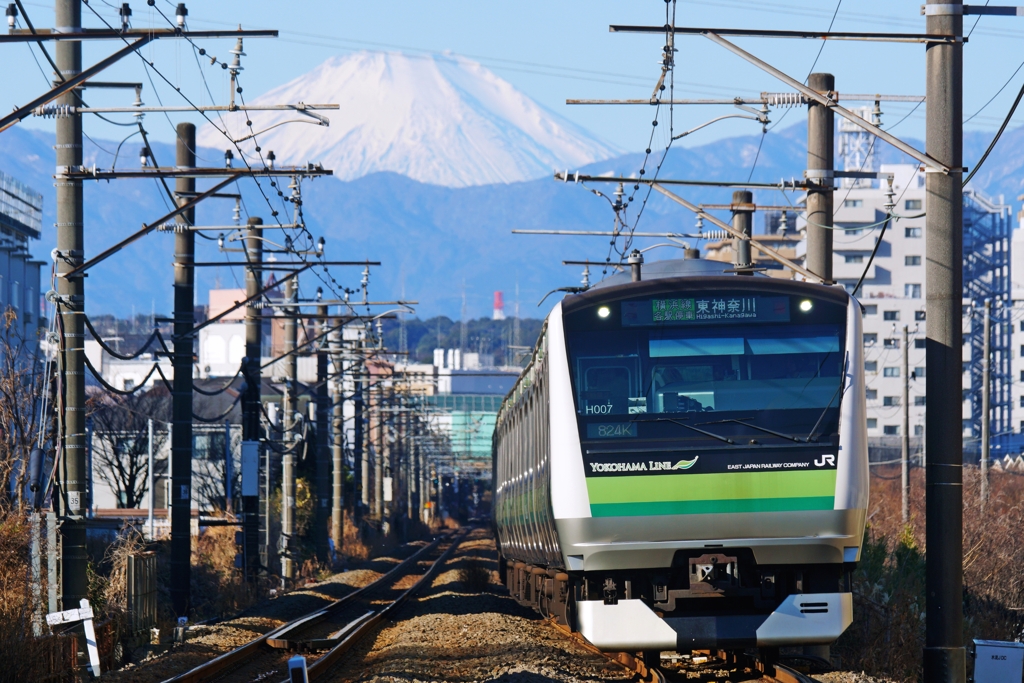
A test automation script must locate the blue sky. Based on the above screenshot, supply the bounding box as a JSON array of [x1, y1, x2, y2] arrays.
[[8, 0, 1024, 153]]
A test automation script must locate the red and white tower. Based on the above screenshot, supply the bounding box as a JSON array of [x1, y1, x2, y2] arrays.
[[492, 291, 505, 320]]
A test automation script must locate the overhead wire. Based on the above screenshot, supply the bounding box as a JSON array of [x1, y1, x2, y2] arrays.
[[192, 392, 242, 422], [967, 0, 992, 40], [965, 57, 1024, 126], [81, 1, 353, 316], [763, 0, 842, 136], [743, 0, 840, 187], [599, 0, 678, 275], [962, 73, 1024, 187], [153, 7, 348, 305]]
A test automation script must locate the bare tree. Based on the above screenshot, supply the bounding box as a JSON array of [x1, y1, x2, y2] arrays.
[[0, 309, 47, 511], [87, 387, 169, 509], [190, 390, 242, 512]]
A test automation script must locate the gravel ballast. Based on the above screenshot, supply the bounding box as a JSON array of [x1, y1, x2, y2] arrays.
[[104, 543, 425, 683], [317, 529, 903, 683], [319, 528, 633, 683]]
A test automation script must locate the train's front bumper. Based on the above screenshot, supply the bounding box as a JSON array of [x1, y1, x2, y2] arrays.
[[577, 592, 853, 651], [556, 509, 866, 570]]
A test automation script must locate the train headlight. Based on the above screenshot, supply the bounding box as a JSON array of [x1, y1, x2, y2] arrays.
[[597, 306, 611, 318], [799, 300, 813, 312]]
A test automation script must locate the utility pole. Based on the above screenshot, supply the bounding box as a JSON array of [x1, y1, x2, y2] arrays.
[[416, 420, 425, 525], [356, 344, 367, 518], [147, 419, 155, 540], [170, 122, 196, 618], [315, 303, 331, 562], [329, 326, 344, 554], [280, 277, 298, 583], [981, 298, 991, 511], [924, 1, 965, 680], [374, 378, 384, 521], [902, 324, 910, 523], [731, 190, 753, 272], [405, 399, 414, 522], [55, 0, 88, 612], [224, 419, 233, 514], [242, 217, 263, 584], [806, 72, 835, 283]]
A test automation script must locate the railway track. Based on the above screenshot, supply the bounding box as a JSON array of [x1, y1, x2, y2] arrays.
[[162, 528, 467, 683], [548, 619, 820, 683]]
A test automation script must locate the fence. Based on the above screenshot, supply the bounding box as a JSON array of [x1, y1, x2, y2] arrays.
[[126, 552, 157, 634]]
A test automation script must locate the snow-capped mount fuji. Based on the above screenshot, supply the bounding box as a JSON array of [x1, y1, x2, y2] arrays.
[[196, 51, 621, 188]]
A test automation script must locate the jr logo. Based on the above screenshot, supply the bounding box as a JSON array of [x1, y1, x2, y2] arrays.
[[814, 454, 836, 467]]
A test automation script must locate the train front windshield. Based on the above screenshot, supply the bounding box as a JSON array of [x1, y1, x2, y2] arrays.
[[564, 290, 848, 447]]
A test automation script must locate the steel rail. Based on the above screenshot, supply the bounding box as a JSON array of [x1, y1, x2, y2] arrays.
[[547, 619, 663, 683], [547, 618, 823, 683], [301, 528, 469, 680], [161, 532, 455, 683], [771, 662, 821, 683]]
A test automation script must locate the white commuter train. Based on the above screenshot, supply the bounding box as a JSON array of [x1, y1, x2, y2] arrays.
[[492, 257, 868, 655]]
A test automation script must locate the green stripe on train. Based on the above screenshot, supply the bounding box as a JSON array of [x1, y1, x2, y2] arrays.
[[589, 496, 835, 518], [585, 469, 837, 505]]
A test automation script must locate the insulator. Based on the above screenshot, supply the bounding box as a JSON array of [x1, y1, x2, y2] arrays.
[[761, 92, 805, 108], [33, 104, 74, 119]]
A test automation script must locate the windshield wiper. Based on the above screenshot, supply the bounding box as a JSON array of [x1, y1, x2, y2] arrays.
[[697, 418, 804, 443], [635, 417, 734, 445], [806, 355, 848, 443]]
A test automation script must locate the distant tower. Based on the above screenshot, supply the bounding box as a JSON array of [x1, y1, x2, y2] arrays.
[[837, 105, 878, 188], [398, 284, 408, 354], [492, 291, 505, 320], [513, 281, 521, 349], [460, 283, 468, 354]]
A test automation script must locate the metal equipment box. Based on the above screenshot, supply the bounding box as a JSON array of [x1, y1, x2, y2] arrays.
[[974, 639, 1024, 683]]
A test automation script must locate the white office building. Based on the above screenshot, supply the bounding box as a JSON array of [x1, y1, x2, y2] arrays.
[[794, 163, 1012, 457]]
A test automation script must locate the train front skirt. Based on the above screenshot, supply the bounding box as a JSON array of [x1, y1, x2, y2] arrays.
[[577, 592, 853, 651]]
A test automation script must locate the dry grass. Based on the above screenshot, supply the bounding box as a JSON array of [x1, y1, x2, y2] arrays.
[[833, 466, 1024, 681], [0, 514, 76, 683], [190, 523, 259, 620], [340, 515, 372, 561]]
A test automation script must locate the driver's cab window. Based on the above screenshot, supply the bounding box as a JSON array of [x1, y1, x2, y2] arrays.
[[576, 356, 639, 416]]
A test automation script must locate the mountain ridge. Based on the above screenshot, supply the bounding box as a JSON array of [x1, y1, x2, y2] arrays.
[[196, 51, 622, 188], [1, 119, 1021, 319]]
